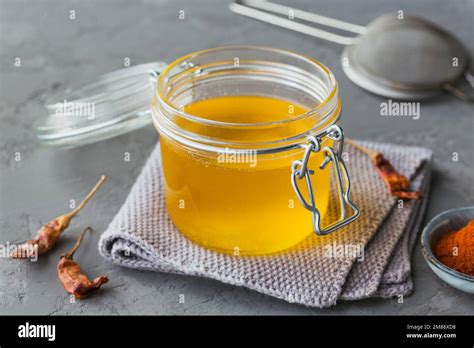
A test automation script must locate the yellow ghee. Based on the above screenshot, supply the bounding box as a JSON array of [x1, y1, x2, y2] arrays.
[[160, 96, 331, 255]]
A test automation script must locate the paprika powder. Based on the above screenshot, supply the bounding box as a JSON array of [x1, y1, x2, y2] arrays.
[[434, 220, 474, 276]]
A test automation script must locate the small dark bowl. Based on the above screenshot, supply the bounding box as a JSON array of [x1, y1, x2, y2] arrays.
[[421, 206, 474, 294]]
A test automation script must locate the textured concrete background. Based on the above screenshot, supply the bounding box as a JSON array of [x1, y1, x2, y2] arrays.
[[0, 0, 473, 315]]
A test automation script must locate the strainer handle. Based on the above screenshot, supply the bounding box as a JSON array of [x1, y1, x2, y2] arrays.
[[444, 72, 474, 102], [230, 0, 367, 46]]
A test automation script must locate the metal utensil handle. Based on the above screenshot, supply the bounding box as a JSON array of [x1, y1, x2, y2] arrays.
[[291, 125, 360, 235], [230, 0, 366, 46], [444, 71, 474, 102]]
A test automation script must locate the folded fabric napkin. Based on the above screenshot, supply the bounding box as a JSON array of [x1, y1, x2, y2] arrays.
[[99, 140, 432, 308]]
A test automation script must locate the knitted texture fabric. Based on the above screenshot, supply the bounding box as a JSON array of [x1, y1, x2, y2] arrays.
[[99, 141, 432, 308]]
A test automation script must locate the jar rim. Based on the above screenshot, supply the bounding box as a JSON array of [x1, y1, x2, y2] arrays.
[[156, 45, 339, 128], [153, 45, 341, 154]]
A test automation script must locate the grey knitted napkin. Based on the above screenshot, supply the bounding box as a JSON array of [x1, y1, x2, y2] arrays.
[[99, 140, 432, 308]]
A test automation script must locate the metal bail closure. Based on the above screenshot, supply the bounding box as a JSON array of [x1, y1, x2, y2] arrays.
[[291, 125, 360, 235]]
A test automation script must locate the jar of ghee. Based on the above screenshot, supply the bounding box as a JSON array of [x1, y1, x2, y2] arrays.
[[152, 46, 360, 255], [37, 45, 360, 255]]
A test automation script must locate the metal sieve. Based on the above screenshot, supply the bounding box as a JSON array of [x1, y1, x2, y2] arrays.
[[230, 0, 474, 101]]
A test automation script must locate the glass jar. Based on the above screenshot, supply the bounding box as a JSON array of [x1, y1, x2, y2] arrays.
[[152, 46, 359, 255], [35, 45, 359, 255]]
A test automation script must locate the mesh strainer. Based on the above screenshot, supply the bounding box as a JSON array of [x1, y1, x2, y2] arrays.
[[230, 0, 473, 101]]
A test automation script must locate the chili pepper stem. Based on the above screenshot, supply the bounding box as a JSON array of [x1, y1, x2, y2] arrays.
[[65, 176, 106, 219], [65, 226, 91, 259]]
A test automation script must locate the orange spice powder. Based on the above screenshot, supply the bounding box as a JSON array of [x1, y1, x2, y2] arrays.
[[434, 220, 474, 276]]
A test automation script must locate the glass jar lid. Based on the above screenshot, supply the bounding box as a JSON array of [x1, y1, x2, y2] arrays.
[[35, 62, 167, 148]]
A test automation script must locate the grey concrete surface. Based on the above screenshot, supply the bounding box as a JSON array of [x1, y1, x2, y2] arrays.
[[0, 0, 473, 315]]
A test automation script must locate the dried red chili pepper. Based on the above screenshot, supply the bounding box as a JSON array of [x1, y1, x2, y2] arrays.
[[347, 140, 420, 200], [57, 226, 108, 299], [10, 176, 106, 259]]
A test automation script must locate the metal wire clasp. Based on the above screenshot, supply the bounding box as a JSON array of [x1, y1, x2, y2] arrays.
[[291, 125, 360, 235]]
